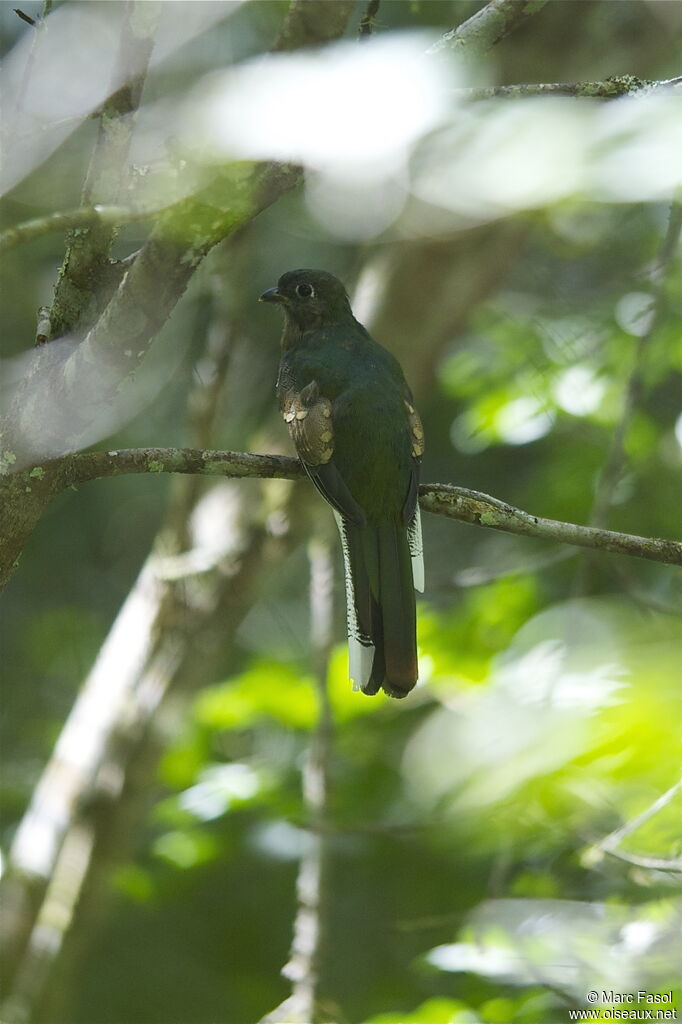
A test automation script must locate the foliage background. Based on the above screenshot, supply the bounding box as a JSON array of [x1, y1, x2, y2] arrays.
[[1, 2, 681, 1023]]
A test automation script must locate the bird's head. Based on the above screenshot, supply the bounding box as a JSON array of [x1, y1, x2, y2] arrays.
[[259, 269, 352, 333]]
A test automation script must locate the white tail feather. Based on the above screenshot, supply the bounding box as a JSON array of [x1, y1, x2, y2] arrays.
[[332, 510, 374, 690], [408, 507, 424, 593]]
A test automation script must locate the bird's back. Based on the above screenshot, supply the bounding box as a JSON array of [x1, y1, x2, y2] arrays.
[[279, 323, 414, 522]]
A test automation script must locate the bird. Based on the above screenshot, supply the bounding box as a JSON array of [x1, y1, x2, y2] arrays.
[[260, 269, 424, 698]]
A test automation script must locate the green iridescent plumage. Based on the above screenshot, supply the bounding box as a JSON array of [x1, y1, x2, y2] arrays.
[[261, 269, 424, 698]]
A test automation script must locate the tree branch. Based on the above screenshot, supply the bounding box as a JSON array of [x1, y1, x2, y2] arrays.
[[12, 447, 681, 568], [420, 483, 682, 567], [459, 74, 682, 100], [63, 446, 305, 487], [428, 0, 549, 58], [0, 205, 152, 254]]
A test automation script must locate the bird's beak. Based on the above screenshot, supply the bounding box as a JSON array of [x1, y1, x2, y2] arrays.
[[259, 287, 287, 304]]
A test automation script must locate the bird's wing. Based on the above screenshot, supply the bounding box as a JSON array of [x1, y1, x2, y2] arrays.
[[281, 380, 334, 466], [280, 379, 366, 526], [404, 395, 425, 461], [401, 393, 424, 523]]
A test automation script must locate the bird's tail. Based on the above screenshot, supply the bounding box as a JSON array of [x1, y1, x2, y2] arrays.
[[334, 512, 422, 699]]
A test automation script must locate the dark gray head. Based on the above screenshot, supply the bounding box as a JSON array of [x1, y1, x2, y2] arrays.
[[259, 269, 352, 332]]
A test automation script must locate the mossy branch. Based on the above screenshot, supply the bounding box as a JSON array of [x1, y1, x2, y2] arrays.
[[6, 447, 679, 570], [460, 74, 682, 100]]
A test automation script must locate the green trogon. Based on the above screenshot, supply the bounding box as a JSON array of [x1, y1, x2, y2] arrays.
[[260, 269, 424, 699]]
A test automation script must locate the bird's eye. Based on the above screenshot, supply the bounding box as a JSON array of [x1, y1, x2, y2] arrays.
[[296, 283, 314, 299]]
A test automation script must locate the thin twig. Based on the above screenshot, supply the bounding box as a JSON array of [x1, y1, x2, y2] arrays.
[[599, 848, 682, 872], [597, 780, 682, 853], [588, 781, 682, 873], [14, 9, 37, 27]]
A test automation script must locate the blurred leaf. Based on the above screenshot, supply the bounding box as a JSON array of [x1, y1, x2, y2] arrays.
[[368, 997, 478, 1024], [194, 660, 317, 730], [111, 864, 156, 905], [152, 828, 220, 869]]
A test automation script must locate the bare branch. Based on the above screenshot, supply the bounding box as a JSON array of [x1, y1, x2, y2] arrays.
[[428, 0, 549, 58]]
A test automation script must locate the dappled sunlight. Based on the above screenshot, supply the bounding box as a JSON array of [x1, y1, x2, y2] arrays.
[[615, 291, 657, 337], [178, 762, 263, 822], [553, 366, 606, 417], [493, 396, 555, 445], [404, 598, 678, 817]]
